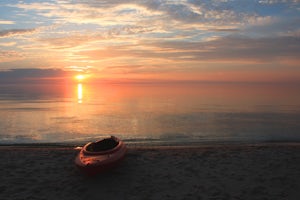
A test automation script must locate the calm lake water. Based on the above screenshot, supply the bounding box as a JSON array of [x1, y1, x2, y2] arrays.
[[1, 82, 300, 145]]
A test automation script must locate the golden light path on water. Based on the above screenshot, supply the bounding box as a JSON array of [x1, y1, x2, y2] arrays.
[[75, 73, 87, 104], [77, 83, 83, 104]]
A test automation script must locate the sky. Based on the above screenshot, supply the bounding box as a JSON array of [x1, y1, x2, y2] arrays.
[[0, 0, 300, 83]]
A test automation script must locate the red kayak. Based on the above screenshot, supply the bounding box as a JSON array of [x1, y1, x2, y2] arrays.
[[75, 136, 127, 175]]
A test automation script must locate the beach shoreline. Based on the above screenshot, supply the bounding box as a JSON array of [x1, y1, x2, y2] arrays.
[[1, 143, 299, 200]]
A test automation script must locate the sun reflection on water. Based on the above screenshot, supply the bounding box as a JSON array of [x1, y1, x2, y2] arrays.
[[77, 83, 83, 103]]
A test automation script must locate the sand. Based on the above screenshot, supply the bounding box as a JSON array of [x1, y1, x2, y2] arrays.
[[0, 143, 299, 200]]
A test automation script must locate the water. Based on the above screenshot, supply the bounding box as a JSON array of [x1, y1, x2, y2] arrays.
[[1, 82, 300, 145]]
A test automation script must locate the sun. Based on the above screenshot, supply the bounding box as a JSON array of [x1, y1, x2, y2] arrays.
[[75, 74, 86, 82]]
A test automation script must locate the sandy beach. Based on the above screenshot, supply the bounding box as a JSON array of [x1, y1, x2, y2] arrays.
[[0, 143, 299, 200]]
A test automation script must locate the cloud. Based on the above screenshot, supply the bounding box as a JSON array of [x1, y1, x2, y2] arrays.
[[37, 35, 97, 50], [0, 68, 74, 83], [0, 42, 16, 47], [1, 0, 299, 83], [75, 34, 300, 71], [100, 64, 171, 74], [0, 28, 37, 38], [8, 0, 292, 50], [10, 0, 296, 47], [0, 19, 15, 25], [10, 0, 251, 31], [258, 0, 300, 4], [8, 0, 300, 34], [34, 25, 155, 50], [242, 16, 300, 38], [13, 1, 159, 25], [154, 35, 300, 62], [0, 51, 24, 62]]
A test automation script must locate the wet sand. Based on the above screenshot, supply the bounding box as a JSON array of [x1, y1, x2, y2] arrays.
[[0, 143, 299, 200]]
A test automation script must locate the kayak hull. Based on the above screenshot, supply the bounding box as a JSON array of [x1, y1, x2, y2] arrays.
[[75, 136, 127, 176]]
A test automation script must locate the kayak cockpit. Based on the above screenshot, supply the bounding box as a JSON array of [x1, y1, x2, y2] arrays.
[[83, 136, 122, 155], [86, 137, 119, 152]]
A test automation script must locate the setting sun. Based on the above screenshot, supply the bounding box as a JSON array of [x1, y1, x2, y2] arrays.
[[75, 74, 85, 82]]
